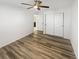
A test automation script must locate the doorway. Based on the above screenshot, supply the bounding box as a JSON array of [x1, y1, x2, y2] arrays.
[[33, 15, 44, 34]]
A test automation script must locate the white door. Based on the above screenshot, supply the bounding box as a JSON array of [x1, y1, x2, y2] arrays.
[[45, 14, 55, 35], [54, 13, 64, 37], [45, 13, 64, 37], [36, 15, 43, 31]]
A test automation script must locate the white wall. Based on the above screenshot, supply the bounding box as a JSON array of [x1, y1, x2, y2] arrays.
[[62, 8, 72, 39], [0, 5, 33, 48], [71, 0, 78, 58]]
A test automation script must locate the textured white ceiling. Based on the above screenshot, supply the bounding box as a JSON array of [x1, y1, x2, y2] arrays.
[[0, 0, 74, 11]]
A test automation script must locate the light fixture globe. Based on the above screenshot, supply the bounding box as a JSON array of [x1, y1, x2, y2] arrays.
[[34, 5, 38, 9]]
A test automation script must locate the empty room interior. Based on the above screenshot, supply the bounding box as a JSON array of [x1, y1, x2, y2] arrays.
[[0, 0, 78, 59]]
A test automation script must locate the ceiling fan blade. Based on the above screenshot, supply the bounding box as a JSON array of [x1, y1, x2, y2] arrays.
[[40, 6, 49, 8], [21, 3, 33, 6], [27, 7, 33, 9]]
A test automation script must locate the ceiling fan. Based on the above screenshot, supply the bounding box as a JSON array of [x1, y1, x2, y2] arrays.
[[21, 0, 49, 10]]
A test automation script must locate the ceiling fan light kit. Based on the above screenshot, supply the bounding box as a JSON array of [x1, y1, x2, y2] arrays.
[[34, 5, 38, 9], [21, 0, 49, 10]]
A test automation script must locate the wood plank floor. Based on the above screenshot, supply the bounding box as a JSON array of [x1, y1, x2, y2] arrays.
[[0, 31, 76, 59]]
